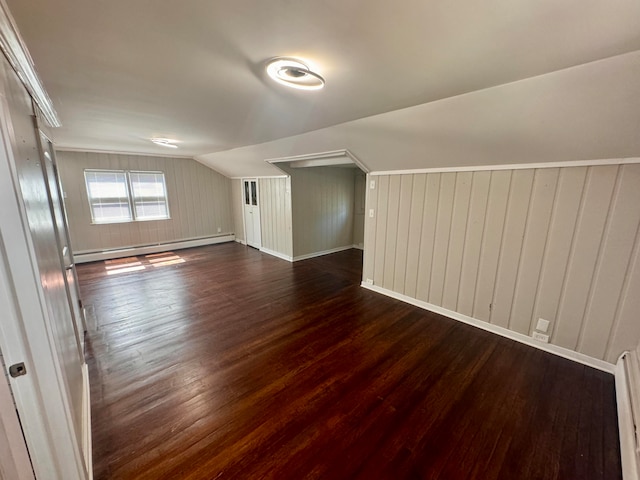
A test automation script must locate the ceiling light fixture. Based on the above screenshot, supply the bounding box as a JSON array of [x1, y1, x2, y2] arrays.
[[150, 138, 179, 148], [266, 58, 325, 91]]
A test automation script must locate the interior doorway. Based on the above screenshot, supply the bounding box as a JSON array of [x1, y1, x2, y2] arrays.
[[243, 178, 262, 249]]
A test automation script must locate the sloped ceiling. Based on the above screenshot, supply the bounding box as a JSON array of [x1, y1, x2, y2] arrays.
[[6, 0, 640, 176]]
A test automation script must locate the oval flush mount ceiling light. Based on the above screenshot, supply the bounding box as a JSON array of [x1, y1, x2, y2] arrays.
[[150, 138, 179, 148], [266, 58, 325, 91]]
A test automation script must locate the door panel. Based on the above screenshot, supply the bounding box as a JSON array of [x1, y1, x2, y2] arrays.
[[243, 179, 261, 249], [8, 109, 84, 457], [39, 132, 86, 347]]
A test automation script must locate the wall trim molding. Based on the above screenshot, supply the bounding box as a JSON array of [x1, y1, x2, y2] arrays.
[[293, 245, 356, 262], [0, 2, 60, 127], [235, 238, 246, 246], [259, 245, 358, 263], [81, 363, 93, 480], [56, 146, 194, 160], [616, 351, 640, 480], [370, 157, 640, 176], [361, 283, 615, 374], [74, 234, 235, 263], [266, 149, 370, 174], [230, 175, 288, 179], [259, 247, 293, 262]]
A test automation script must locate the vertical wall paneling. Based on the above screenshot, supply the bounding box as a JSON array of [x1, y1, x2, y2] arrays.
[[608, 226, 640, 360], [231, 179, 245, 242], [365, 163, 640, 362], [392, 175, 412, 292], [508, 168, 559, 335], [353, 171, 366, 248], [415, 174, 440, 303], [382, 176, 401, 290], [442, 172, 473, 310], [373, 175, 390, 286], [56, 151, 233, 253], [532, 167, 587, 339], [404, 174, 427, 298], [457, 171, 491, 316], [554, 166, 618, 351], [258, 177, 293, 258], [285, 166, 356, 258], [363, 175, 378, 283], [579, 164, 640, 359], [429, 173, 456, 305], [489, 169, 535, 328], [472, 170, 512, 321]]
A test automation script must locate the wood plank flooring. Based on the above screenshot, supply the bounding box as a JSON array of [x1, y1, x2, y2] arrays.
[[78, 243, 621, 479]]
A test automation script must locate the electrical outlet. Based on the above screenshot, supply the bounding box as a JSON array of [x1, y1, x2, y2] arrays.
[[532, 332, 549, 343], [369, 209, 375, 218], [217, 227, 222, 233], [536, 318, 550, 333], [370, 180, 376, 189], [365, 278, 374, 285]]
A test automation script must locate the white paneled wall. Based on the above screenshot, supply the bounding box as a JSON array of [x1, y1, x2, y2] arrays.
[[231, 179, 245, 243], [353, 170, 366, 248], [364, 163, 640, 363], [259, 177, 293, 258], [56, 151, 233, 253], [288, 167, 356, 258]]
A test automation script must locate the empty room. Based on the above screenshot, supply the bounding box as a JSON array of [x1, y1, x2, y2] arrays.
[[0, 1, 639, 479]]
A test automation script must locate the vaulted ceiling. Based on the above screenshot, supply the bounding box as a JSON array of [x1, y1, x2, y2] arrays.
[[7, 0, 640, 176]]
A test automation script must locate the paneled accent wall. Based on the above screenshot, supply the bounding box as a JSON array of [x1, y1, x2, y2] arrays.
[[231, 179, 245, 243], [259, 177, 293, 257], [364, 164, 640, 363], [285, 166, 357, 258], [56, 151, 233, 253], [353, 170, 366, 248]]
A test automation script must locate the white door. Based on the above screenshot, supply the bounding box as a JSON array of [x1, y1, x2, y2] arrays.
[[38, 131, 86, 354], [243, 179, 262, 249]]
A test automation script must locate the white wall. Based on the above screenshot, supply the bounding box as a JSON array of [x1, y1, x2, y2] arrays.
[[353, 170, 366, 248], [364, 163, 640, 364], [56, 151, 233, 253], [281, 166, 356, 258], [259, 177, 293, 258], [231, 179, 245, 243]]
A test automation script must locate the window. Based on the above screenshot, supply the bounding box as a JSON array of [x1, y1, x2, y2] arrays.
[[84, 170, 132, 223], [129, 172, 169, 221], [84, 170, 170, 224]]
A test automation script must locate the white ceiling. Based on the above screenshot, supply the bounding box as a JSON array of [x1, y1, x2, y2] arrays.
[[6, 0, 640, 175]]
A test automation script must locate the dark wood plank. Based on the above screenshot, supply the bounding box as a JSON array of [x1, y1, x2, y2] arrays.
[[77, 243, 622, 480]]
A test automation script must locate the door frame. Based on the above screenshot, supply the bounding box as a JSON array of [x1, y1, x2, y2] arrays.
[[0, 94, 87, 478], [242, 178, 262, 249]]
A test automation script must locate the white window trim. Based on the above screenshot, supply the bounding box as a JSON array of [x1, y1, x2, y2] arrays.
[[84, 169, 171, 224]]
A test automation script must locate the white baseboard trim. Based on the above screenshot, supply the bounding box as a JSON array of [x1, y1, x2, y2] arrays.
[[361, 283, 615, 374], [259, 247, 293, 262], [81, 363, 93, 480], [616, 352, 640, 480], [293, 245, 356, 262], [352, 243, 364, 251], [74, 235, 235, 263]]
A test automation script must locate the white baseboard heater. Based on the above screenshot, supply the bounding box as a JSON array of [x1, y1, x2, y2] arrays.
[[73, 234, 235, 263], [617, 344, 640, 480]]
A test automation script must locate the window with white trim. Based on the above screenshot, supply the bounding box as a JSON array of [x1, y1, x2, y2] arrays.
[[84, 169, 170, 224]]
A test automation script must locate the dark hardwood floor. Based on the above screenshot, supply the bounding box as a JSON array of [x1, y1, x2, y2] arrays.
[[78, 243, 621, 480]]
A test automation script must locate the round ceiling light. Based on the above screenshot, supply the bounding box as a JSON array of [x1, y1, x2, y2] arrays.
[[150, 138, 179, 148], [266, 58, 325, 91]]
